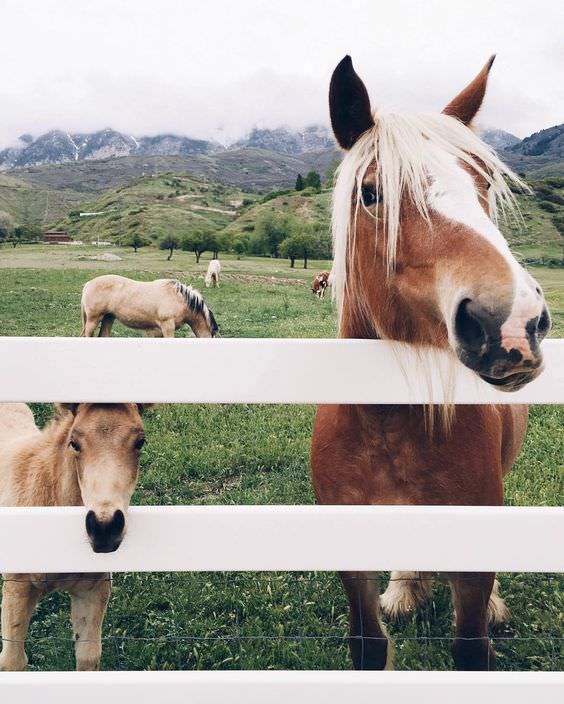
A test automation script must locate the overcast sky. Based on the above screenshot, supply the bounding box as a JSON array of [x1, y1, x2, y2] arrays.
[[0, 0, 562, 147]]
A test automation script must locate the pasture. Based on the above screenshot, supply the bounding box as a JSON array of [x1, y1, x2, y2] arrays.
[[0, 244, 562, 672]]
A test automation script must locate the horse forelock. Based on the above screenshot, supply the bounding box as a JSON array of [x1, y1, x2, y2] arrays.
[[331, 111, 526, 326]]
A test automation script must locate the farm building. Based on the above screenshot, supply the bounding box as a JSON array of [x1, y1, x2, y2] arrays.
[[43, 230, 71, 243]]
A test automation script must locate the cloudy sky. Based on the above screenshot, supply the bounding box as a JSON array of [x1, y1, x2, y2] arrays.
[[0, 0, 562, 147]]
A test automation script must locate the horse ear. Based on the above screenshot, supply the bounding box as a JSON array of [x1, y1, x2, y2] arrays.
[[56, 403, 79, 415], [442, 55, 496, 126], [136, 403, 155, 415], [329, 55, 374, 149]]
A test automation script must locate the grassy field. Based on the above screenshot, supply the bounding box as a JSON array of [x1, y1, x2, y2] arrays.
[[0, 245, 562, 672]]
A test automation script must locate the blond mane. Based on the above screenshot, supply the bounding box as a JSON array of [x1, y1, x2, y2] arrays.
[[331, 111, 526, 325]]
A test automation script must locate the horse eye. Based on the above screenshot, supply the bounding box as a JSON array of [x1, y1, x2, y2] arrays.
[[69, 439, 81, 452], [361, 184, 378, 207], [134, 437, 146, 450]]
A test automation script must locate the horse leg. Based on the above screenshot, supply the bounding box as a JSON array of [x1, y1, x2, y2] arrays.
[[380, 571, 433, 619], [82, 315, 102, 337], [0, 576, 42, 671], [98, 314, 114, 337], [158, 320, 176, 338], [449, 572, 496, 670], [69, 575, 111, 671], [340, 571, 392, 670]]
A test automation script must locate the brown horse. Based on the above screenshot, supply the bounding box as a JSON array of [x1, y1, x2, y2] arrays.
[[311, 56, 551, 671], [0, 402, 149, 671], [311, 271, 332, 299]]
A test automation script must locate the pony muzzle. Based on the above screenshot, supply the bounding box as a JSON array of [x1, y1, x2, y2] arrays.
[[454, 298, 549, 391], [85, 509, 126, 553]]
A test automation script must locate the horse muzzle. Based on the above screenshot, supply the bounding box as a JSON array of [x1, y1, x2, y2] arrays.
[[453, 298, 550, 392], [85, 509, 126, 553]]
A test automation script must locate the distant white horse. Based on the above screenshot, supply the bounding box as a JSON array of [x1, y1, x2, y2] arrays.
[[205, 259, 221, 288], [81, 275, 219, 338]]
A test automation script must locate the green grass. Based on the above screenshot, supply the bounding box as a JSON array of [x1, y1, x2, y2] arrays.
[[0, 248, 562, 672]]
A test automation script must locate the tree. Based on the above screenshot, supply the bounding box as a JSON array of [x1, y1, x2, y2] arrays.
[[159, 235, 179, 260], [279, 230, 315, 269], [304, 171, 321, 190], [0, 211, 14, 240], [295, 173, 305, 191], [253, 211, 296, 257], [181, 229, 212, 263], [233, 236, 249, 258], [126, 232, 149, 253]]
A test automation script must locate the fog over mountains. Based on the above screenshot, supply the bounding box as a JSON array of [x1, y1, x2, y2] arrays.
[[1, 123, 562, 179]]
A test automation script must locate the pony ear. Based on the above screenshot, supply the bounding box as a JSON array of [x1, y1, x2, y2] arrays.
[[136, 403, 155, 415], [329, 55, 374, 149], [442, 55, 496, 126], [56, 403, 79, 415]]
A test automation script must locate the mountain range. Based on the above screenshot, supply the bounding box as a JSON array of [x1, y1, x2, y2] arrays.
[[0, 125, 335, 172]]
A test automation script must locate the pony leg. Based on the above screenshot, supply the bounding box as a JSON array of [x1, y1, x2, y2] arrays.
[[340, 571, 392, 670], [380, 571, 433, 619], [69, 575, 111, 671], [0, 576, 42, 671], [449, 572, 496, 670], [487, 578, 509, 625], [98, 314, 114, 337]]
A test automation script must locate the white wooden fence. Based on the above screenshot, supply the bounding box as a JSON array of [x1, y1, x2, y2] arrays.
[[0, 337, 563, 702]]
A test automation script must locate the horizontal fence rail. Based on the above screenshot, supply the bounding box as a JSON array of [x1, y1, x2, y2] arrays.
[[0, 505, 562, 573], [0, 672, 562, 704], [0, 337, 563, 404]]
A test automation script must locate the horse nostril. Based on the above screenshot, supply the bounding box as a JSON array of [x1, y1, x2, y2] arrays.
[[455, 299, 488, 352], [85, 510, 97, 537], [85, 509, 125, 550], [109, 510, 125, 537], [537, 306, 551, 339]]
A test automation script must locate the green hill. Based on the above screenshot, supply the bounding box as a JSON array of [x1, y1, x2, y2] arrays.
[[222, 188, 332, 241], [0, 173, 86, 225], [54, 172, 258, 244], [221, 180, 563, 264]]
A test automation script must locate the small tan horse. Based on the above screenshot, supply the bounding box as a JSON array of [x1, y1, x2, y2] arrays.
[[205, 259, 221, 288], [311, 56, 551, 671], [81, 275, 219, 338], [0, 402, 148, 671]]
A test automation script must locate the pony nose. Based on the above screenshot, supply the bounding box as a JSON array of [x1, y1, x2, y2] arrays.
[[85, 509, 125, 553]]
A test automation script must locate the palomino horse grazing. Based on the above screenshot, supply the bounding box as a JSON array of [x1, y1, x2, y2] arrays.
[[0, 402, 149, 671], [81, 275, 219, 338], [311, 271, 333, 299], [205, 259, 221, 288], [311, 56, 550, 671]]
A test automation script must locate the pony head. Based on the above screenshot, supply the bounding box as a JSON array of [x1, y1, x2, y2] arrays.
[[58, 403, 149, 553]]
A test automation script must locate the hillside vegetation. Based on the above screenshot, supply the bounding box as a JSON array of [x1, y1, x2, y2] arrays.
[[54, 173, 258, 244]]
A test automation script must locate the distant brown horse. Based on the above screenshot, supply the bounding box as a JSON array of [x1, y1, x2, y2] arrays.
[[81, 275, 219, 338], [311, 56, 550, 671], [0, 402, 148, 671], [311, 271, 332, 299]]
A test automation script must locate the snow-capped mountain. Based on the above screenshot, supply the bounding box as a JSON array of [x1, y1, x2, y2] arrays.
[[0, 129, 224, 171], [480, 129, 521, 150], [231, 125, 335, 155]]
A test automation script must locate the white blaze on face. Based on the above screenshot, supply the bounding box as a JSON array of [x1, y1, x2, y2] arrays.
[[425, 148, 544, 357]]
